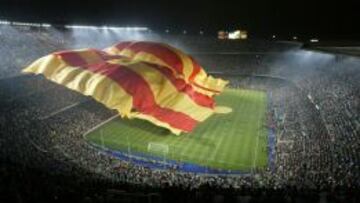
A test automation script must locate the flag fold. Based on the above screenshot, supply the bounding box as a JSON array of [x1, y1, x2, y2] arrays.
[[23, 41, 228, 134]]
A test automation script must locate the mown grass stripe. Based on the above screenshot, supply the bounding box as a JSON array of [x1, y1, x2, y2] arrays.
[[85, 88, 268, 171]]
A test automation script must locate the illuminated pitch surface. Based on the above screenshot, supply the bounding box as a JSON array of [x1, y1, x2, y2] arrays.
[[85, 89, 268, 171]]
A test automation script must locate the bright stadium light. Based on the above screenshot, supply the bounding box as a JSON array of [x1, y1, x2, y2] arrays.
[[107, 26, 117, 30], [41, 23, 51, 28], [310, 38, 319, 43], [65, 25, 97, 29], [122, 26, 143, 31], [228, 30, 241, 39], [13, 21, 41, 27], [293, 36, 298, 40], [272, 34, 276, 39], [65, 24, 148, 31], [0, 20, 10, 25]]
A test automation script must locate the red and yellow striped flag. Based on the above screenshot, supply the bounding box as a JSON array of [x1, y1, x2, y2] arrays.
[[23, 42, 228, 134], [104, 41, 228, 96]]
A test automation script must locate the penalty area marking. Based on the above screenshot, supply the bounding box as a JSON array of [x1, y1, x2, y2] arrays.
[[83, 114, 120, 138], [39, 101, 84, 120]]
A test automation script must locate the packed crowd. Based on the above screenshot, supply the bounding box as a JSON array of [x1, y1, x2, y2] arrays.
[[0, 25, 359, 202], [294, 59, 360, 188]]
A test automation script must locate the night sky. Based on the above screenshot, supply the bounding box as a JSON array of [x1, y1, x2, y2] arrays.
[[0, 0, 359, 39]]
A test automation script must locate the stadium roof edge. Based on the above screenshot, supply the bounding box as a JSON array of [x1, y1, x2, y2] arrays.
[[0, 19, 149, 31]]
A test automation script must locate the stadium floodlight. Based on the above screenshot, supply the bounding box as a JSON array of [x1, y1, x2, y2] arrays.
[[65, 24, 148, 31], [65, 25, 97, 29], [293, 36, 298, 40], [229, 30, 241, 39], [12, 21, 42, 27], [41, 23, 51, 28], [0, 20, 10, 25], [121, 27, 148, 31], [0, 20, 51, 27], [310, 38, 319, 43], [272, 34, 276, 39]]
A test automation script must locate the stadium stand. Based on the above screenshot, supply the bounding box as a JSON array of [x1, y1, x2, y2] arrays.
[[0, 25, 359, 202]]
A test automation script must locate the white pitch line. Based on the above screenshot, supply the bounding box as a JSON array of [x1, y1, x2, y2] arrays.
[[207, 91, 248, 168], [39, 101, 83, 120], [83, 114, 119, 137], [252, 101, 262, 171], [252, 127, 260, 170]]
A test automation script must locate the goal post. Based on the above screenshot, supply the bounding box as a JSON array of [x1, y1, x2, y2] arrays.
[[147, 142, 169, 167], [147, 142, 169, 155]]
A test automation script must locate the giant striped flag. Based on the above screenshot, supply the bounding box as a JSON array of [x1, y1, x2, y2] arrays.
[[104, 41, 228, 96], [23, 41, 228, 134]]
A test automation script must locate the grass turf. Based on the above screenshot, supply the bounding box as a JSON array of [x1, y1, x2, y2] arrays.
[[85, 88, 268, 171]]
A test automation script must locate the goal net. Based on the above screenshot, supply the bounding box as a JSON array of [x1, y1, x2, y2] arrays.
[[147, 142, 169, 155]]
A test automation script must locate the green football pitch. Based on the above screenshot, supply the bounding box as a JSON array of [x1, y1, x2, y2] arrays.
[[85, 88, 268, 171]]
